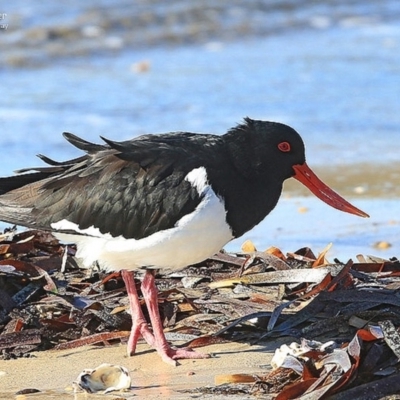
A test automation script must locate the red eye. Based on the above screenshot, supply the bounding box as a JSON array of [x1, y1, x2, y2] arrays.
[[278, 141, 291, 152]]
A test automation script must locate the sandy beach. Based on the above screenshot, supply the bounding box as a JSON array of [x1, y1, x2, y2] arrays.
[[0, 338, 285, 399]]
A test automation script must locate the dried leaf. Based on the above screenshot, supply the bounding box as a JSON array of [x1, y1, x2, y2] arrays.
[[356, 328, 380, 342], [55, 331, 130, 350], [185, 335, 228, 349], [209, 268, 337, 289], [291, 247, 317, 261], [215, 374, 256, 385], [346, 333, 362, 365], [317, 349, 352, 373], [2, 318, 24, 334], [348, 315, 368, 329], [275, 379, 317, 400], [250, 252, 290, 270], [279, 355, 304, 374], [12, 282, 41, 306], [301, 272, 332, 299], [326, 373, 400, 400], [208, 252, 247, 267], [241, 240, 257, 252], [319, 289, 400, 307], [265, 246, 287, 260], [0, 329, 41, 350], [312, 243, 333, 267], [110, 305, 129, 314], [261, 296, 325, 338], [33, 265, 57, 292], [325, 260, 353, 291], [213, 311, 273, 336], [0, 244, 10, 255], [268, 300, 296, 332], [0, 259, 39, 276], [378, 320, 400, 360]]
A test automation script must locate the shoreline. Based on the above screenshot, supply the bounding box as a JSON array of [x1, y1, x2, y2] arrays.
[[283, 162, 400, 199]]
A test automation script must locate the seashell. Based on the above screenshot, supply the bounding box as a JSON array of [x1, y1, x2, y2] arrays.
[[73, 363, 131, 394]]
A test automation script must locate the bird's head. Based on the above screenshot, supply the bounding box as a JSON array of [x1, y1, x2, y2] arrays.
[[227, 117, 369, 218]]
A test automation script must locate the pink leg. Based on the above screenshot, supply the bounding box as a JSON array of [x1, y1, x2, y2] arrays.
[[141, 270, 210, 366], [121, 270, 155, 355]]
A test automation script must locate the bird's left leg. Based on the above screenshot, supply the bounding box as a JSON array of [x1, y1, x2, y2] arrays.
[[141, 269, 210, 366], [121, 270, 155, 355]]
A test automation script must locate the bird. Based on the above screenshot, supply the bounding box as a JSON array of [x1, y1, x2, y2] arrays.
[[0, 118, 368, 365]]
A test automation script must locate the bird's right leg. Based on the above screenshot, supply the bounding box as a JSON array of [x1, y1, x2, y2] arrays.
[[121, 270, 155, 355], [141, 270, 210, 365]]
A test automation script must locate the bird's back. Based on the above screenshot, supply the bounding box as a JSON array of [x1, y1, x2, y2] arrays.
[[0, 131, 226, 240]]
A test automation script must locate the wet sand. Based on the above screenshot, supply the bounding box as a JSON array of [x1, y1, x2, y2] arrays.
[[283, 162, 400, 199], [0, 338, 289, 399]]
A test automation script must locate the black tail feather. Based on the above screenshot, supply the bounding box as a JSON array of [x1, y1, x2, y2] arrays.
[[100, 136, 126, 152], [37, 153, 87, 167], [1, 132, 100, 195], [63, 132, 106, 153], [0, 172, 51, 195]]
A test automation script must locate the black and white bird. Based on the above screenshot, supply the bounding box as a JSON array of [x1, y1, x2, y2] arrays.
[[0, 118, 368, 365]]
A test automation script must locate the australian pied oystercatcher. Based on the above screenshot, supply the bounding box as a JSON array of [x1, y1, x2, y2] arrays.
[[0, 118, 368, 365]]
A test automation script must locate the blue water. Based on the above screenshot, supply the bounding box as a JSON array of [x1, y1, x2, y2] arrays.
[[228, 197, 400, 261], [0, 1, 399, 260], [1, 13, 400, 171]]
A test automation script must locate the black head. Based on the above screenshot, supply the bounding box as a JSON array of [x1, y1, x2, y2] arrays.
[[224, 117, 306, 182], [224, 117, 369, 219]]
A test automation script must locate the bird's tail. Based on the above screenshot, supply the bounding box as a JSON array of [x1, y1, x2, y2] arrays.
[[0, 172, 55, 227], [0, 172, 53, 195]]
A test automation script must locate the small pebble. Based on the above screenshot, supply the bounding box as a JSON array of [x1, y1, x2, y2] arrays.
[[373, 241, 392, 250], [353, 186, 367, 194]]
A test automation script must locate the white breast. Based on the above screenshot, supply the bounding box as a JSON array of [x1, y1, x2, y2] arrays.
[[52, 167, 233, 272]]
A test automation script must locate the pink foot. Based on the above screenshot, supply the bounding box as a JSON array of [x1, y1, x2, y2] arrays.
[[153, 343, 210, 366], [141, 270, 210, 366]]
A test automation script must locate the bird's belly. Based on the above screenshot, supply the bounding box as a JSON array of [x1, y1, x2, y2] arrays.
[[54, 188, 233, 272]]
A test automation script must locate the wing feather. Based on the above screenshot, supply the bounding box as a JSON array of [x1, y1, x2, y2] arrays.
[[0, 132, 225, 240]]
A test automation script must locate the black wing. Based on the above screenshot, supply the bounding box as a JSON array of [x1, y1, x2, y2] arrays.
[[0, 132, 224, 239]]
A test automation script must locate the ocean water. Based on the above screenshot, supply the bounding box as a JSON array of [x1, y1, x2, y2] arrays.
[[0, 0, 399, 260]]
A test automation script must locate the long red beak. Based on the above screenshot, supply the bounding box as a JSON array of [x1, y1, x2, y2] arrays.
[[293, 163, 369, 218]]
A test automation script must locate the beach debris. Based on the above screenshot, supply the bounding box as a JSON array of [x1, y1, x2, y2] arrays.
[[211, 325, 400, 397], [0, 329, 41, 352], [1, 227, 400, 397], [55, 331, 131, 351], [15, 388, 41, 395], [73, 363, 131, 394], [270, 339, 337, 370]]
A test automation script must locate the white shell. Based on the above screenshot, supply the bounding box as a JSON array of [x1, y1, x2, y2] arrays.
[[271, 339, 338, 370], [73, 363, 131, 394]]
